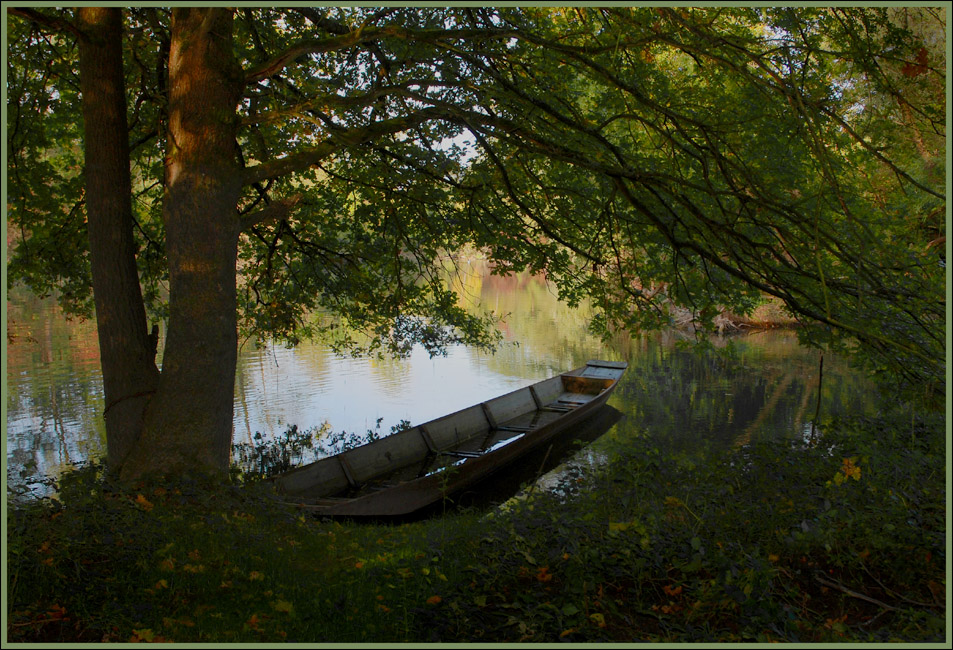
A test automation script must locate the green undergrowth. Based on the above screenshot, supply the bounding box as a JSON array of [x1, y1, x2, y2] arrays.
[[6, 405, 947, 643]]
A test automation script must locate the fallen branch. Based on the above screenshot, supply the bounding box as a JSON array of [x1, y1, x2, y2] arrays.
[[859, 561, 944, 609], [814, 571, 898, 612]]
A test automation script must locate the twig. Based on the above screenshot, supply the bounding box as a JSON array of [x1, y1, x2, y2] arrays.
[[859, 561, 943, 609], [809, 354, 823, 442], [11, 618, 68, 627], [814, 571, 898, 611], [859, 608, 890, 627], [526, 444, 553, 498]]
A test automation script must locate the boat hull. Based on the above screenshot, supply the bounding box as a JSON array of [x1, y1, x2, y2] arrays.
[[273, 360, 627, 519]]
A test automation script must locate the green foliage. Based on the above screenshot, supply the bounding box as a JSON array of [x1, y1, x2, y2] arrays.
[[6, 14, 91, 315], [314, 418, 414, 457], [231, 419, 416, 481], [232, 424, 324, 481], [453, 7, 944, 397], [8, 7, 943, 389], [7, 9, 170, 320], [7, 402, 944, 643]]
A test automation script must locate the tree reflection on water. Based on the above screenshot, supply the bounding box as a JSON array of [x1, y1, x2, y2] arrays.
[[6, 267, 875, 497]]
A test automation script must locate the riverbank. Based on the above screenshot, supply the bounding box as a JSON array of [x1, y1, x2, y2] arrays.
[[7, 403, 945, 643], [670, 296, 801, 333]]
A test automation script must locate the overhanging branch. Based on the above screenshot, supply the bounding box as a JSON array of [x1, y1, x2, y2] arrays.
[[241, 106, 453, 186], [239, 194, 303, 232], [244, 24, 516, 85], [8, 7, 84, 39]]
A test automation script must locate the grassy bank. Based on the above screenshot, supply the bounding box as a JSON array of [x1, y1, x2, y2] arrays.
[[6, 405, 947, 643]]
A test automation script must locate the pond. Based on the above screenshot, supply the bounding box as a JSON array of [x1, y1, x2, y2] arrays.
[[5, 262, 877, 497]]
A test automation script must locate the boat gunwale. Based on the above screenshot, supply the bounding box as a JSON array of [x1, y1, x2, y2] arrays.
[[272, 360, 627, 515]]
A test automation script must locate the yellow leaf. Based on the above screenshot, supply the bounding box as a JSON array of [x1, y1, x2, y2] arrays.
[[135, 494, 154, 511], [662, 584, 683, 596], [132, 628, 155, 642], [841, 457, 861, 481], [271, 600, 294, 613], [248, 571, 264, 581], [426, 595, 442, 605]]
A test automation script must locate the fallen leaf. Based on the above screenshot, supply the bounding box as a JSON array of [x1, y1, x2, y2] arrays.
[[271, 600, 294, 614], [131, 628, 155, 642]]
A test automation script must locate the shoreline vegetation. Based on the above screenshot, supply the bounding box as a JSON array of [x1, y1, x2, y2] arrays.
[[7, 400, 945, 643], [673, 297, 801, 333]]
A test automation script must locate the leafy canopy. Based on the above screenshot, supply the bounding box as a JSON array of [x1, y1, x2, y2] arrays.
[[7, 6, 945, 392]]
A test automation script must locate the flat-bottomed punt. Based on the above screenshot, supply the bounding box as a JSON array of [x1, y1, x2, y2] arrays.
[[273, 360, 627, 518]]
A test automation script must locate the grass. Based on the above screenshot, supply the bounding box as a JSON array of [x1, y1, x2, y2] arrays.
[[5, 403, 947, 643]]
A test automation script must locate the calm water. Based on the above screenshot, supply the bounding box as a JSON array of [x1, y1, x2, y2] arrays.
[[5, 264, 877, 495]]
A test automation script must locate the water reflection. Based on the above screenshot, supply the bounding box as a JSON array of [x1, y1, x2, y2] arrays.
[[534, 331, 872, 493], [7, 291, 107, 489], [6, 263, 877, 495]]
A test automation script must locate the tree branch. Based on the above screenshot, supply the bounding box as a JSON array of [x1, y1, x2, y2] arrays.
[[241, 106, 451, 186], [244, 24, 515, 85], [239, 194, 303, 232], [8, 7, 84, 39], [242, 84, 417, 127]]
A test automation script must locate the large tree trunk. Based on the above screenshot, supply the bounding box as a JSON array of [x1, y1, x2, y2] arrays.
[[120, 8, 244, 481], [76, 7, 160, 471]]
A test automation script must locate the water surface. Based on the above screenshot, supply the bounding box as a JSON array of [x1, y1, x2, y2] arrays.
[[6, 266, 876, 494]]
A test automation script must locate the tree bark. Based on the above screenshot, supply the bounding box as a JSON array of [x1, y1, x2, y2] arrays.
[[120, 8, 245, 481], [76, 7, 160, 471]]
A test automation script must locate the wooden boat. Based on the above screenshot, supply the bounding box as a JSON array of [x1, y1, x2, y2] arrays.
[[272, 360, 628, 519]]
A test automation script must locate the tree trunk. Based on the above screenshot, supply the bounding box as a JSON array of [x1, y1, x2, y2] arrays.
[[76, 7, 160, 471], [120, 8, 245, 481]]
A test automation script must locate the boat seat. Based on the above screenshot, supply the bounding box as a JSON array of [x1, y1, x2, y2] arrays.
[[439, 449, 483, 459], [494, 425, 533, 433]]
